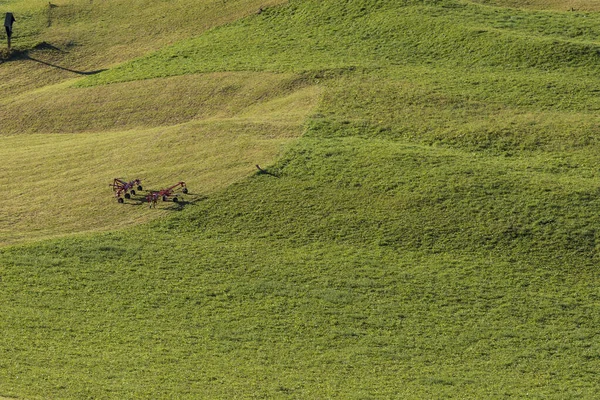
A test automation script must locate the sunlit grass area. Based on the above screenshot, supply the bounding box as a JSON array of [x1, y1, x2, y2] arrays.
[[0, 0, 287, 97], [3, 138, 600, 398], [0, 71, 319, 246], [469, 0, 600, 11], [0, 123, 294, 245], [3, 0, 600, 398], [0, 71, 319, 134]]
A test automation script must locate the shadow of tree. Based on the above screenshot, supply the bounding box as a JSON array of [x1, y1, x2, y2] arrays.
[[26, 55, 107, 75], [1, 41, 107, 75]]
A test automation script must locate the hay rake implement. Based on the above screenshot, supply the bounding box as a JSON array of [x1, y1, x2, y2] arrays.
[[110, 178, 143, 203], [146, 181, 188, 207]]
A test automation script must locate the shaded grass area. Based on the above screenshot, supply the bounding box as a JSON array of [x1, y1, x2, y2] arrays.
[[3, 243, 599, 398], [2, 138, 600, 398]]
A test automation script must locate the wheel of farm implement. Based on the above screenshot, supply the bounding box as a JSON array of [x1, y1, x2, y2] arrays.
[[137, 185, 143, 191], [118, 198, 124, 203], [183, 188, 188, 194], [173, 197, 179, 203], [125, 193, 131, 199], [130, 190, 136, 195], [163, 196, 168, 202]]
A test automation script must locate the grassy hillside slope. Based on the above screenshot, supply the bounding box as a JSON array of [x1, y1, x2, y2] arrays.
[[0, 0, 285, 96], [0, 0, 315, 245], [0, 71, 320, 245], [0, 0, 300, 245], [3, 0, 600, 398]]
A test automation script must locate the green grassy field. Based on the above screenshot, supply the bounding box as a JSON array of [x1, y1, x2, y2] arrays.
[[0, 70, 320, 245], [2, 0, 600, 398]]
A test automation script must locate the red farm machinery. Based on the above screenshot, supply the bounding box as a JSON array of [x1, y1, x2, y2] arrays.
[[146, 181, 189, 207], [110, 178, 143, 203]]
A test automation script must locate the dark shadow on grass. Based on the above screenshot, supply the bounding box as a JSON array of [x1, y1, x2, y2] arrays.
[[1, 42, 107, 75], [32, 41, 65, 52], [26, 55, 107, 75], [118, 193, 207, 210], [256, 164, 280, 178], [164, 193, 208, 211]]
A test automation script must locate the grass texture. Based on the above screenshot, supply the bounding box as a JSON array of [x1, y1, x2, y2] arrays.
[[0, 71, 319, 245], [3, 140, 600, 398], [3, 0, 600, 398]]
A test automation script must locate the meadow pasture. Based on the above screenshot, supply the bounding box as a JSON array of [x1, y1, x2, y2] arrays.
[[2, 0, 600, 398]]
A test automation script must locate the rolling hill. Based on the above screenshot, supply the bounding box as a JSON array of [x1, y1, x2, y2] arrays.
[[2, 0, 600, 398]]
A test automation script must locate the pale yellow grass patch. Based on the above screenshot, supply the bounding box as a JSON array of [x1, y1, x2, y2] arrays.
[[0, 72, 318, 134], [0, 121, 296, 246], [536, 0, 600, 10], [468, 0, 600, 11], [42, 0, 288, 69], [0, 70, 322, 246], [0, 0, 288, 97]]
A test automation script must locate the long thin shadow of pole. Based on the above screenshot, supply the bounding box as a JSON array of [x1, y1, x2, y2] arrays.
[[25, 55, 107, 76]]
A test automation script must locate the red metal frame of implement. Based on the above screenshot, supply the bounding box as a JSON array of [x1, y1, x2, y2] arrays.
[[110, 178, 143, 203], [147, 181, 188, 207]]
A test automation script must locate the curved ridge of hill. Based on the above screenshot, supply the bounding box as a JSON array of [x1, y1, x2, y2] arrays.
[[2, 0, 600, 398]]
